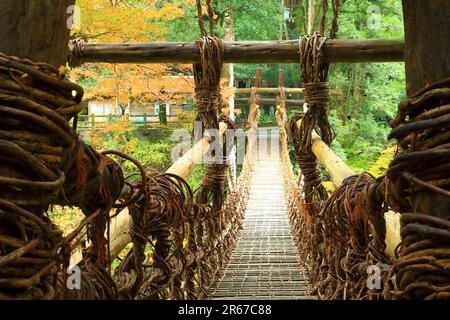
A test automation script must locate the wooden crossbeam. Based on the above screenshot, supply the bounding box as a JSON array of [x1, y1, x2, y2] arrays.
[[161, 89, 340, 107], [70, 39, 405, 65], [171, 88, 342, 95], [236, 87, 305, 94], [235, 98, 305, 106], [234, 87, 343, 95]]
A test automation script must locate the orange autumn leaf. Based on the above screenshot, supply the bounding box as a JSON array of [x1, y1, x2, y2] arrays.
[[70, 0, 196, 107]]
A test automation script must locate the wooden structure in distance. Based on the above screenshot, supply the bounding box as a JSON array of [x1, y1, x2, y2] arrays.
[[235, 87, 342, 94], [234, 98, 305, 106]]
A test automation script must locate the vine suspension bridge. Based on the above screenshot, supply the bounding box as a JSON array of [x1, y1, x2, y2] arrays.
[[0, 0, 449, 301]]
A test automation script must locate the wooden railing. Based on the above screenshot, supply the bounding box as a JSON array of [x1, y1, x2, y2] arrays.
[[75, 114, 188, 130], [70, 122, 230, 265], [294, 118, 401, 259], [75, 114, 268, 130]]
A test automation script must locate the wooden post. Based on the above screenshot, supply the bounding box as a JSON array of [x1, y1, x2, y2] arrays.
[[0, 0, 75, 183], [403, 0, 450, 96], [91, 114, 95, 128], [307, 0, 316, 34], [143, 113, 147, 129], [0, 0, 77, 299], [296, 120, 354, 186], [222, 7, 236, 120], [279, 0, 284, 40], [235, 98, 305, 106], [159, 103, 167, 125], [166, 122, 229, 178], [0, 0, 75, 67], [402, 0, 450, 215], [254, 68, 264, 115], [277, 69, 287, 119], [255, 68, 263, 88], [278, 69, 286, 88]]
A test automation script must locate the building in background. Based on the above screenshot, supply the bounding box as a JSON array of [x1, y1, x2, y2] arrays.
[[84, 75, 195, 122]]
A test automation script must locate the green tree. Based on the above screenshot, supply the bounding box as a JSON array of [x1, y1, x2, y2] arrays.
[[167, 0, 406, 172]]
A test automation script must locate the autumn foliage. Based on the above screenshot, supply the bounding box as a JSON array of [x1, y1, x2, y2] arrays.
[[69, 0, 197, 110]]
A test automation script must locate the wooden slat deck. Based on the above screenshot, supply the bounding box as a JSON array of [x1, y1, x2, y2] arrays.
[[213, 128, 315, 300]]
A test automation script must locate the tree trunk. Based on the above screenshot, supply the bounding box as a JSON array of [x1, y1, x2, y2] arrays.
[[387, 1, 450, 300], [0, 0, 76, 300], [0, 0, 75, 67], [0, 1, 76, 199], [279, 0, 284, 40], [402, 0, 450, 215], [255, 68, 263, 88], [0, 0, 126, 300], [221, 8, 235, 120], [403, 0, 450, 96], [116, 95, 120, 113], [351, 63, 361, 120], [159, 103, 168, 125]]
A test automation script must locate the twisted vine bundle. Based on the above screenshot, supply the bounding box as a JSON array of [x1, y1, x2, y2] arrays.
[[287, 113, 328, 209], [190, 0, 241, 297], [280, 1, 395, 299], [278, 119, 314, 295], [384, 78, 450, 300], [247, 87, 260, 130], [312, 174, 387, 299], [0, 52, 81, 299], [275, 87, 288, 129], [0, 52, 126, 299], [295, 0, 340, 209], [281, 119, 390, 300], [193, 36, 224, 134], [296, 35, 334, 209], [0, 45, 254, 301]]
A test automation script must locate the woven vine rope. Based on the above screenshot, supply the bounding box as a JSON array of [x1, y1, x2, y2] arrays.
[[0, 52, 127, 299], [247, 87, 260, 129], [0, 46, 253, 301], [383, 78, 450, 300], [282, 0, 402, 300]]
